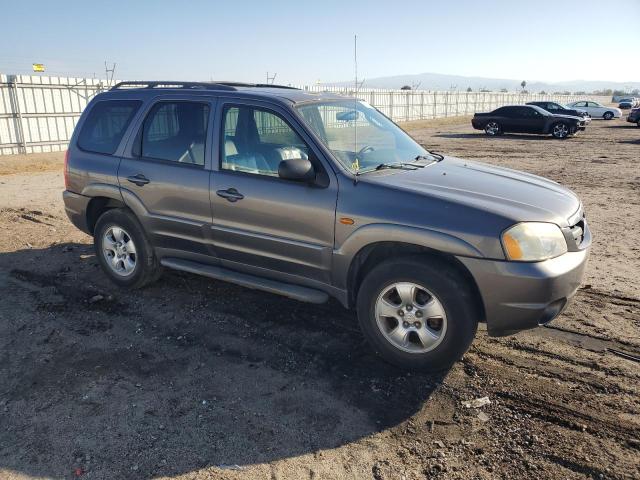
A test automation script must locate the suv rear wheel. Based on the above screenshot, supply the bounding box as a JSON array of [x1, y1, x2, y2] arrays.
[[356, 256, 478, 371], [94, 208, 162, 288]]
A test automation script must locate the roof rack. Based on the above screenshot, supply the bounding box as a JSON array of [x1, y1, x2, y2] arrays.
[[110, 81, 237, 91], [110, 81, 300, 91]]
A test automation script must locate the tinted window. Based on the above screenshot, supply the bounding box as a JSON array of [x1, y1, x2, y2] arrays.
[[519, 107, 541, 117], [221, 106, 309, 177], [499, 106, 519, 117], [547, 103, 561, 110], [140, 101, 209, 165], [78, 100, 141, 155]]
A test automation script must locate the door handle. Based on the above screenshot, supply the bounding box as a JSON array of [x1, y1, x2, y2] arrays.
[[127, 174, 150, 186], [216, 188, 244, 202]]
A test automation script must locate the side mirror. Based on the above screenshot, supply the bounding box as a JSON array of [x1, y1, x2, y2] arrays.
[[278, 158, 316, 183]]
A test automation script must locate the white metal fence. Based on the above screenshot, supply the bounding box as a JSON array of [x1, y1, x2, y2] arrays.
[[300, 85, 610, 123], [0, 74, 611, 156]]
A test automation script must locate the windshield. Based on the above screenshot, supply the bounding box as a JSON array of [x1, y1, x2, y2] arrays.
[[296, 100, 429, 173]]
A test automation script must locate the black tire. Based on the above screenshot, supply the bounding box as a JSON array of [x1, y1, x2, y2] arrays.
[[636, 120, 640, 128], [551, 122, 570, 139], [94, 208, 162, 289], [484, 121, 501, 136], [603, 112, 614, 120], [356, 256, 478, 372]]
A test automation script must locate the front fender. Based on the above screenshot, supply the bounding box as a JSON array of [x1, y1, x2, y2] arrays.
[[331, 223, 485, 290]]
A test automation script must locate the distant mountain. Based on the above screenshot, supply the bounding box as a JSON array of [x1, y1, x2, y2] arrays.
[[326, 72, 640, 93]]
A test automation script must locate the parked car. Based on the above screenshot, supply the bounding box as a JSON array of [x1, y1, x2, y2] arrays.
[[618, 98, 635, 109], [526, 101, 591, 124], [471, 105, 586, 138], [63, 81, 591, 371], [565, 101, 622, 120], [627, 107, 640, 126]]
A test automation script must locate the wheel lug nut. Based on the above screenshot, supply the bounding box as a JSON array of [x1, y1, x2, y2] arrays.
[[406, 305, 413, 311], [402, 321, 409, 328], [415, 311, 423, 318], [398, 310, 404, 317], [414, 322, 421, 328]]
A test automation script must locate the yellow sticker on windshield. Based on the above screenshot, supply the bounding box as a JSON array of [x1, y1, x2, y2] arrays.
[[351, 159, 360, 171]]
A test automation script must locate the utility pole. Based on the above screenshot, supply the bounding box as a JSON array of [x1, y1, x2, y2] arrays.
[[104, 62, 116, 86], [266, 72, 277, 84]]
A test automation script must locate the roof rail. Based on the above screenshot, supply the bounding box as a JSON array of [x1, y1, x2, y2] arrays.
[[110, 81, 237, 91], [110, 81, 300, 91], [216, 82, 300, 90]]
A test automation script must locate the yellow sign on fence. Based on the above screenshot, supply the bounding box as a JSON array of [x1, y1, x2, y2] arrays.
[[32, 63, 45, 72]]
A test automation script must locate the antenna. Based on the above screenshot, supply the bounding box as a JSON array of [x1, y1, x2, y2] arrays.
[[266, 72, 277, 84], [352, 34, 360, 178]]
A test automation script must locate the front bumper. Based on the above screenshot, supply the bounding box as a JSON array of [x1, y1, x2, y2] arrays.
[[63, 190, 91, 234], [458, 247, 590, 337]]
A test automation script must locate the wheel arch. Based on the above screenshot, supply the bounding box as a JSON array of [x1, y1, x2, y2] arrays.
[[345, 241, 486, 323], [85, 197, 128, 235]]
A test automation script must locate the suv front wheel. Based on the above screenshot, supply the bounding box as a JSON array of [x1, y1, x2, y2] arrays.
[[356, 256, 478, 372], [94, 208, 162, 288]]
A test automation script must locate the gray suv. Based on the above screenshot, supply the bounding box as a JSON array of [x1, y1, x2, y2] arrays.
[[63, 81, 591, 371]]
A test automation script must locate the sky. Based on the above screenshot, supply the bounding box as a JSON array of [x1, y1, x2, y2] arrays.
[[1, 0, 639, 85]]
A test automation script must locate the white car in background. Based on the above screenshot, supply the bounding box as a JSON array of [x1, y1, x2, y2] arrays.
[[566, 101, 622, 120]]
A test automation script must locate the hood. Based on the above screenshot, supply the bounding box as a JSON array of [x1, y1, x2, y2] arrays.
[[366, 156, 580, 227], [550, 113, 582, 121]]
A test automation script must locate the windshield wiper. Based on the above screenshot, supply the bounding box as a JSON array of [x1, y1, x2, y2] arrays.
[[373, 162, 420, 171], [415, 152, 444, 162]]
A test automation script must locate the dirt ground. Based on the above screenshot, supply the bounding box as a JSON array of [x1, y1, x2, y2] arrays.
[[0, 118, 638, 480]]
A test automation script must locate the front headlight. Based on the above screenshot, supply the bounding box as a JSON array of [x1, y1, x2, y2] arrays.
[[501, 222, 567, 261]]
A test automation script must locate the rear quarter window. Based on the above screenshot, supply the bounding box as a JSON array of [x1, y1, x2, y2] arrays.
[[77, 100, 141, 155]]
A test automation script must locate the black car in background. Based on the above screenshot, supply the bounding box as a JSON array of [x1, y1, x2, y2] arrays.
[[626, 108, 640, 126], [472, 105, 586, 139], [527, 101, 591, 123]]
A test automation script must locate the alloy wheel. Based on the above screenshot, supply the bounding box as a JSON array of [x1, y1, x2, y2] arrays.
[[485, 122, 500, 135], [374, 282, 448, 354], [102, 226, 137, 277], [553, 123, 569, 138]]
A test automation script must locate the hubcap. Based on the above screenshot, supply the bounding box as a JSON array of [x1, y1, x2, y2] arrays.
[[102, 226, 137, 277], [374, 282, 448, 354]]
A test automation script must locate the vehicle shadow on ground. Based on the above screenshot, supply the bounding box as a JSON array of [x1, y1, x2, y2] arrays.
[[0, 243, 448, 479], [603, 124, 638, 129], [434, 132, 553, 141]]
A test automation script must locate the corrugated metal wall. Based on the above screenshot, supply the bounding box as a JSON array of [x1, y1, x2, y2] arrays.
[[0, 74, 112, 155], [0, 74, 612, 156]]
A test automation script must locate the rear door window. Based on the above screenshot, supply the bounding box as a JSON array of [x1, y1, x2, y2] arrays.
[[77, 100, 141, 155], [140, 101, 210, 166]]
